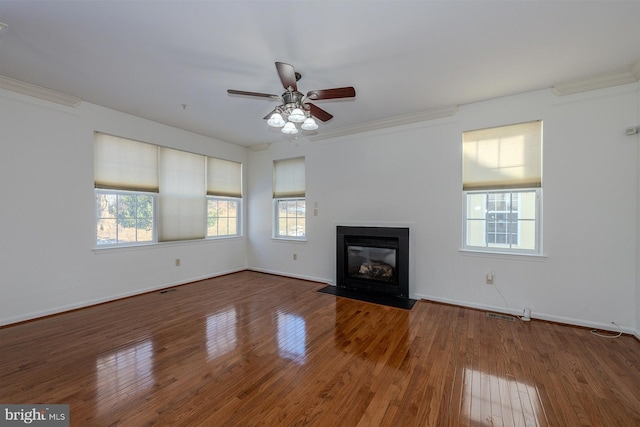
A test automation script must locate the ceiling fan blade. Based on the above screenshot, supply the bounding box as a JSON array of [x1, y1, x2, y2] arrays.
[[275, 62, 297, 91], [307, 103, 333, 122], [227, 89, 280, 100], [306, 87, 356, 101], [263, 109, 277, 120]]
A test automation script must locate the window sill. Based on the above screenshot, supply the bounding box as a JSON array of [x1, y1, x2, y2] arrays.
[[271, 237, 307, 244], [459, 248, 547, 261], [93, 236, 244, 253]]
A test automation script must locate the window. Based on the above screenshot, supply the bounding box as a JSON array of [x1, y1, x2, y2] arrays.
[[207, 197, 241, 237], [273, 157, 305, 239], [207, 157, 242, 238], [96, 190, 156, 245], [275, 198, 306, 238], [462, 121, 542, 254], [94, 132, 242, 246]]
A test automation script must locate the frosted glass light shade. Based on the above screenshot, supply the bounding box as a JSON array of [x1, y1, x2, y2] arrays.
[[288, 108, 306, 123], [301, 117, 318, 130], [267, 112, 285, 127], [281, 122, 298, 134]]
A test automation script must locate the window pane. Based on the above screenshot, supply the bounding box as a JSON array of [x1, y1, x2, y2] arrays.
[[207, 197, 240, 237], [228, 201, 237, 217], [219, 217, 229, 235], [466, 220, 485, 247], [514, 220, 536, 250], [208, 199, 218, 216], [136, 219, 153, 242], [467, 193, 485, 219], [96, 190, 155, 246], [117, 221, 137, 243], [286, 218, 298, 236], [286, 200, 297, 215], [97, 218, 117, 244], [518, 191, 536, 220], [136, 195, 153, 232]]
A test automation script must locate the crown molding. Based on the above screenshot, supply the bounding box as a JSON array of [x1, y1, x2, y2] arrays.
[[0, 75, 82, 107], [307, 105, 458, 143], [552, 59, 640, 96]]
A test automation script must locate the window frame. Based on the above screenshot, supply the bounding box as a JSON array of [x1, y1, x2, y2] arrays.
[[206, 196, 243, 239], [463, 188, 541, 255], [95, 189, 158, 247], [273, 197, 306, 240]]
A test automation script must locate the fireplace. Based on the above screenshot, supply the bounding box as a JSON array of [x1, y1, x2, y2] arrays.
[[336, 226, 409, 298]]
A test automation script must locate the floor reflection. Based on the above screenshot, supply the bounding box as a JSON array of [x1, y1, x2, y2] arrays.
[[333, 298, 409, 368], [206, 308, 238, 360], [461, 367, 546, 426], [96, 339, 154, 414], [277, 311, 307, 364]]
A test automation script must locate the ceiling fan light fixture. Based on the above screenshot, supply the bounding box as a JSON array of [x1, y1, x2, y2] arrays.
[[301, 117, 318, 131], [267, 112, 285, 127], [229, 62, 356, 138], [281, 121, 298, 134], [288, 107, 306, 123]]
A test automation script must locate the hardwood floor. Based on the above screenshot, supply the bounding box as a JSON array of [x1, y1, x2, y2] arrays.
[[1, 270, 639, 426]]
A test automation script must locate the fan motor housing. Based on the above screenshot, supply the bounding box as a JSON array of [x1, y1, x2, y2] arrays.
[[282, 91, 304, 105]]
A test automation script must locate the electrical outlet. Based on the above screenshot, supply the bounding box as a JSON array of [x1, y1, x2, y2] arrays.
[[486, 273, 494, 285], [175, 258, 181, 267], [293, 253, 297, 261]]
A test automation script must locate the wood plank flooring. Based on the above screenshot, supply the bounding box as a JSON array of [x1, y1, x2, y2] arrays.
[[1, 270, 639, 426]]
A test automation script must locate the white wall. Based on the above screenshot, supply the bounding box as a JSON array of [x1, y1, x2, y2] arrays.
[[636, 83, 640, 338], [0, 89, 248, 326], [248, 84, 640, 334]]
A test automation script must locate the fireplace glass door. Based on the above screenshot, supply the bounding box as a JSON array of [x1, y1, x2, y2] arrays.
[[347, 245, 397, 284]]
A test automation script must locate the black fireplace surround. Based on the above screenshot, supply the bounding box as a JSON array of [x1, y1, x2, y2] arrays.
[[336, 226, 410, 298]]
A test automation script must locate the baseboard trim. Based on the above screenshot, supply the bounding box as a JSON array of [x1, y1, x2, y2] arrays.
[[414, 293, 635, 335], [247, 267, 330, 286], [0, 267, 246, 328]]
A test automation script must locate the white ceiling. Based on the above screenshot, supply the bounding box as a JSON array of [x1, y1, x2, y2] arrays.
[[0, 0, 639, 148]]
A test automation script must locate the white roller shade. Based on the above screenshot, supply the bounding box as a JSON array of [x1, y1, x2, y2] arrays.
[[463, 121, 542, 190], [273, 157, 305, 198], [207, 157, 242, 198], [158, 148, 206, 241], [94, 132, 159, 192]]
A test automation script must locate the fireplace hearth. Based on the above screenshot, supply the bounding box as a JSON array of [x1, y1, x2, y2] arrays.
[[336, 226, 411, 301]]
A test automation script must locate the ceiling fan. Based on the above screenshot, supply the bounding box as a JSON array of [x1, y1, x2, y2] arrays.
[[227, 62, 356, 134]]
